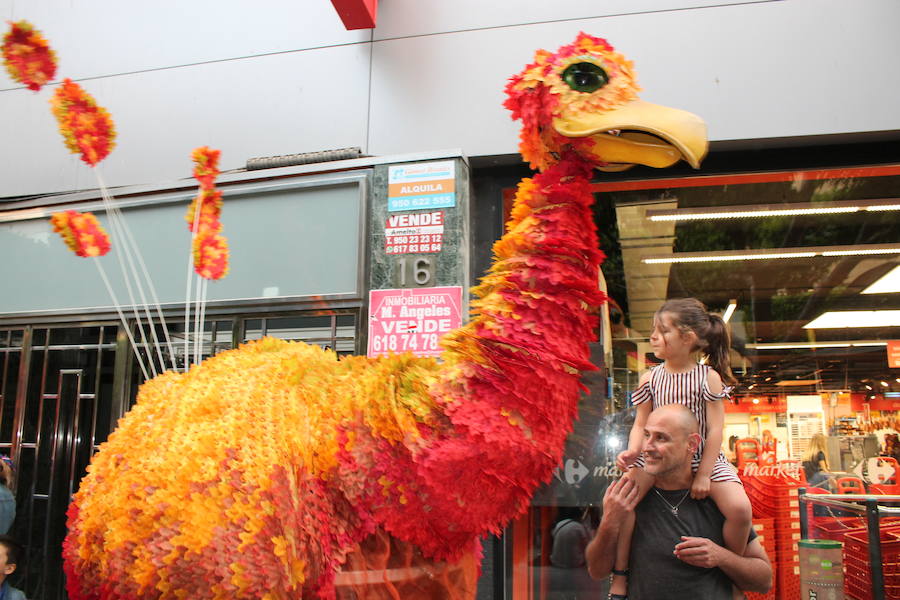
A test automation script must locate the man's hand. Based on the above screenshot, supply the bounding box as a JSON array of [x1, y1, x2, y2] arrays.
[[616, 449, 640, 472], [690, 474, 711, 499], [673, 536, 725, 568], [586, 477, 642, 580], [602, 476, 641, 521]]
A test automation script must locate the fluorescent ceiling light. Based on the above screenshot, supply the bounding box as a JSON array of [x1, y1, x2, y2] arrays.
[[823, 248, 900, 256], [747, 341, 887, 350], [643, 244, 900, 264], [722, 299, 737, 323], [775, 379, 821, 386], [862, 265, 900, 294], [804, 311, 900, 329], [645, 198, 900, 222]]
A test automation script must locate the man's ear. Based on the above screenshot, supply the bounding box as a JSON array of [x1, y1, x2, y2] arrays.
[[3, 562, 14, 576], [687, 432, 702, 454]]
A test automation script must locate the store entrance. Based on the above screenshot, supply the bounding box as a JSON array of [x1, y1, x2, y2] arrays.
[[0, 311, 358, 600]]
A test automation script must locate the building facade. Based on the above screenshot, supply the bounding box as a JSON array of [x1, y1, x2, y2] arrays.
[[2, 1, 900, 598]]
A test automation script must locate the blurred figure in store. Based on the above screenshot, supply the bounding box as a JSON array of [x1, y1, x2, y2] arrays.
[[802, 433, 834, 489], [0, 457, 15, 535], [726, 435, 740, 466], [884, 434, 900, 462], [547, 506, 604, 599]]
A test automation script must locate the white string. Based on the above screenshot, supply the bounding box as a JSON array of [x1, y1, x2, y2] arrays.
[[92, 171, 157, 378], [183, 253, 194, 371], [193, 270, 203, 366], [94, 259, 149, 380], [199, 277, 209, 361], [186, 192, 204, 371], [95, 170, 168, 375]]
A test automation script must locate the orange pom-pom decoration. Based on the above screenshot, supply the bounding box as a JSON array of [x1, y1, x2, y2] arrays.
[[50, 79, 116, 166], [2, 20, 57, 91], [192, 146, 221, 190], [193, 231, 229, 280], [185, 188, 223, 233], [50, 211, 111, 257]]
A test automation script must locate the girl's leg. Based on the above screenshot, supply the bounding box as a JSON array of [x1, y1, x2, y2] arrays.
[[709, 481, 753, 600], [609, 468, 655, 599], [708, 480, 753, 556]]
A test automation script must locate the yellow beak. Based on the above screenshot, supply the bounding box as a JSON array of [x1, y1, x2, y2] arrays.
[[552, 99, 709, 171]]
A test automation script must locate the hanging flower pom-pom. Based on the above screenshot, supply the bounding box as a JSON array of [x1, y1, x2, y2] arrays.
[[50, 79, 116, 166], [192, 146, 221, 190], [193, 231, 229, 280], [185, 188, 223, 233], [2, 20, 57, 91], [50, 211, 111, 257]]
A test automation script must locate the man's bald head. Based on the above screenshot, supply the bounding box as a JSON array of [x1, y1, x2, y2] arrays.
[[646, 404, 700, 439]]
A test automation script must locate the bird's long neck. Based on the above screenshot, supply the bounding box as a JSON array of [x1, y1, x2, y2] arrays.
[[413, 153, 606, 551]]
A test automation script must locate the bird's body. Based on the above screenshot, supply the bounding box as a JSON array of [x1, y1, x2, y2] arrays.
[[63, 32, 707, 600]]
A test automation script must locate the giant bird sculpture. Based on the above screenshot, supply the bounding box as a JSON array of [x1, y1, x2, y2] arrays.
[[62, 33, 707, 599]]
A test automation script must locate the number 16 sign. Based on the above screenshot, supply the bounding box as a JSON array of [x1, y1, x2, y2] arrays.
[[367, 286, 463, 358]]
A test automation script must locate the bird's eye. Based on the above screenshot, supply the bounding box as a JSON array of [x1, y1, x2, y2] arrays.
[[562, 62, 608, 93]]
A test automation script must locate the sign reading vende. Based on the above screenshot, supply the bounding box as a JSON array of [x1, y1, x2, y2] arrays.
[[368, 286, 463, 357], [385, 211, 444, 254], [387, 161, 456, 211]]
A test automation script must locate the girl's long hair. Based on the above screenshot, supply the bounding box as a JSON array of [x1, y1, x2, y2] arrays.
[[657, 297, 736, 385], [803, 433, 829, 468]]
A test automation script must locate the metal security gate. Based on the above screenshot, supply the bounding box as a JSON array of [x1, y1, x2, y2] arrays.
[[0, 311, 357, 600]]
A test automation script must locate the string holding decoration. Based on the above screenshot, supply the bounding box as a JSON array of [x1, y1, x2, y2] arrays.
[[2, 20, 57, 91]]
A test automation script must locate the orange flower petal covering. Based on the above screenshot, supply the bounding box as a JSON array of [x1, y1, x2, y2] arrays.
[[50, 79, 116, 166], [63, 155, 605, 599], [2, 20, 57, 91], [186, 147, 229, 280], [63, 35, 609, 599], [50, 210, 111, 257], [503, 32, 640, 170]]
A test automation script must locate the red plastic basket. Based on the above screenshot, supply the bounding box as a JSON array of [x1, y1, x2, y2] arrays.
[[842, 527, 900, 600]]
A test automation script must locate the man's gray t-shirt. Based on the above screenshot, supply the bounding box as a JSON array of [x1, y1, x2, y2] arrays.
[[628, 487, 756, 599]]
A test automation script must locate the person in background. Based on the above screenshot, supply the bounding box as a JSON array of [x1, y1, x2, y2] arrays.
[[801, 434, 833, 489], [0, 457, 14, 535], [0, 534, 25, 600]]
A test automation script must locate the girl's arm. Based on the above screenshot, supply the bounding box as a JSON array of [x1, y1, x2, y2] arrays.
[[694, 370, 726, 498], [616, 371, 653, 470]]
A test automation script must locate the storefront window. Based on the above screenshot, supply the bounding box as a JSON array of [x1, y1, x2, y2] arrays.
[[501, 164, 900, 599]]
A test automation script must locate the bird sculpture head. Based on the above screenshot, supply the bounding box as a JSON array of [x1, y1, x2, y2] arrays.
[[504, 32, 708, 172]]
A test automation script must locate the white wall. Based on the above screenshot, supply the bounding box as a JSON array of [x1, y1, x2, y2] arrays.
[[2, 0, 899, 197]]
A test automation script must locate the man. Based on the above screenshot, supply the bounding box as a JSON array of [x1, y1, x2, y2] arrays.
[[585, 404, 772, 598]]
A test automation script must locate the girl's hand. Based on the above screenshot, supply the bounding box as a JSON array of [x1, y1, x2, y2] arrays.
[[691, 474, 711, 499], [616, 449, 639, 472]]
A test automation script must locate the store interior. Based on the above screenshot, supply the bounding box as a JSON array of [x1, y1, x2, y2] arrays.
[[603, 166, 900, 477]]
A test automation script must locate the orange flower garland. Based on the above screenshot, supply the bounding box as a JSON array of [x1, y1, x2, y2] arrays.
[[50, 78, 116, 166], [191, 146, 221, 190], [184, 188, 222, 233], [50, 210, 111, 257], [2, 20, 57, 91], [192, 231, 229, 280], [187, 147, 229, 280]]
